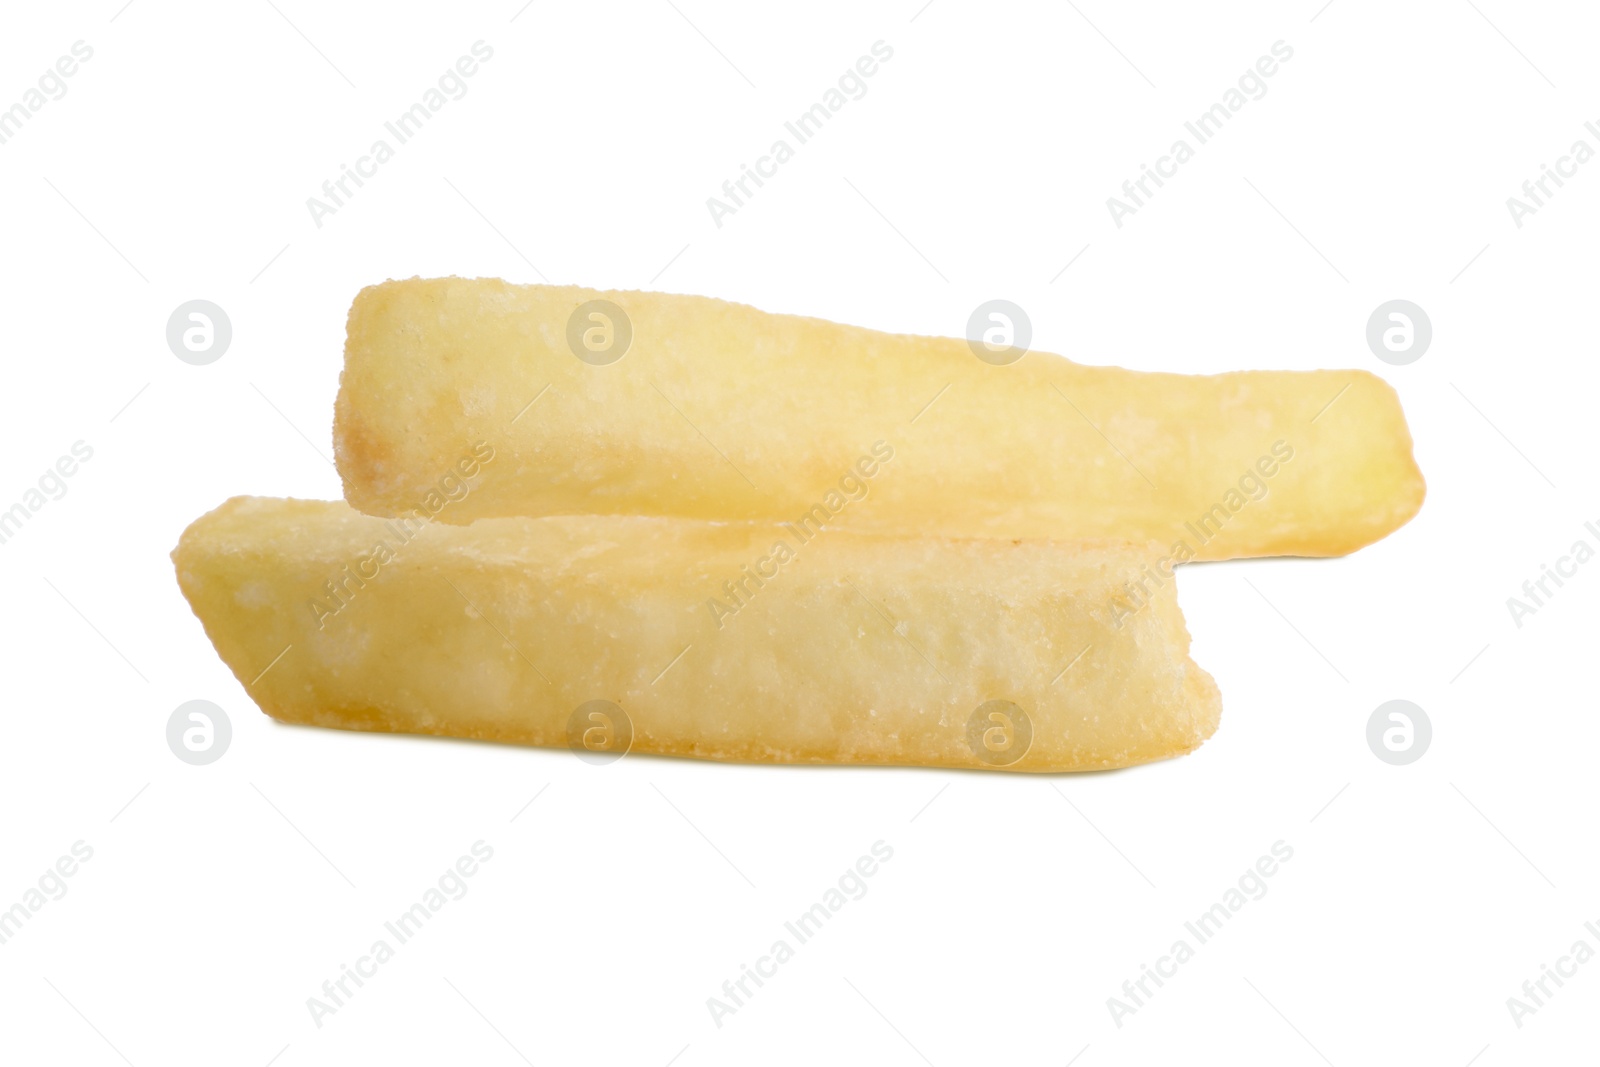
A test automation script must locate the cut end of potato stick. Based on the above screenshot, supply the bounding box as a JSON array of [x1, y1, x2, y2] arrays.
[[335, 276, 1424, 561], [173, 497, 1221, 772]]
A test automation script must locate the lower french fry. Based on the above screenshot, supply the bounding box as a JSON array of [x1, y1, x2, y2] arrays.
[[173, 497, 1221, 771]]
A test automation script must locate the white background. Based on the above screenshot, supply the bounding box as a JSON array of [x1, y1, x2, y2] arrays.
[[1, 1, 1595, 1064]]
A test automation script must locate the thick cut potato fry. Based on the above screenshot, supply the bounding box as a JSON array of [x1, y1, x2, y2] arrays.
[[335, 277, 1424, 560], [173, 497, 1221, 772]]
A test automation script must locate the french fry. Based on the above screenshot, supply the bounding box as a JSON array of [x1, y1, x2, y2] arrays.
[[173, 497, 1221, 772], [335, 277, 1424, 559]]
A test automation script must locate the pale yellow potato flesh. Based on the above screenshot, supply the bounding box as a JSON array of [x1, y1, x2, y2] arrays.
[[335, 277, 1424, 560], [173, 497, 1221, 772]]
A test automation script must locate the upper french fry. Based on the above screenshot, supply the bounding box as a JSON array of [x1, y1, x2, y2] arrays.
[[173, 497, 1221, 772], [335, 277, 1424, 560]]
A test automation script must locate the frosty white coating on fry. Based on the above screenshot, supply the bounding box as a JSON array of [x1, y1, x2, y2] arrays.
[[173, 498, 1220, 772], [335, 277, 1424, 560]]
